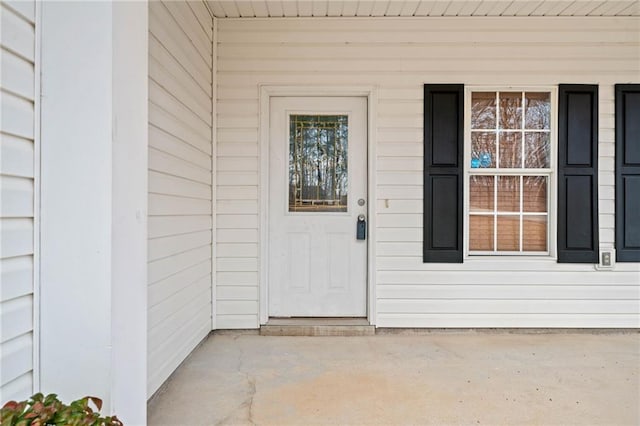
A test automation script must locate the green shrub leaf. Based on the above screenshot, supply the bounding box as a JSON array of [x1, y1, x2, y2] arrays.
[[0, 393, 121, 426]]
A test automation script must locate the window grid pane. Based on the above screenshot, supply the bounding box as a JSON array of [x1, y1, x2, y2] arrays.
[[470, 176, 494, 212], [499, 92, 522, 130], [468, 174, 549, 254], [469, 215, 494, 251], [469, 89, 551, 255], [497, 215, 520, 251], [498, 133, 523, 169], [523, 215, 548, 251], [471, 92, 551, 172]]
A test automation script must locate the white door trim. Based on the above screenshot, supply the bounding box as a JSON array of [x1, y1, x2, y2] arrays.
[[259, 85, 378, 326]]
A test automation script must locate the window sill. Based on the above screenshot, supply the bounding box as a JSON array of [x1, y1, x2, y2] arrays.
[[461, 256, 558, 269]]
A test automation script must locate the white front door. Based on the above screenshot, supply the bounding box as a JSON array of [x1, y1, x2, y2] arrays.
[[269, 97, 368, 317]]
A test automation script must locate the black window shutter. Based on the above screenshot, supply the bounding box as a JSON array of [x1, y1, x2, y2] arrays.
[[615, 84, 640, 262], [557, 84, 599, 263], [423, 84, 463, 263]]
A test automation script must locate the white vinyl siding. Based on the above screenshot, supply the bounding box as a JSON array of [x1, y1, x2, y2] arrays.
[[217, 17, 640, 328], [148, 1, 213, 397], [0, 0, 37, 402]]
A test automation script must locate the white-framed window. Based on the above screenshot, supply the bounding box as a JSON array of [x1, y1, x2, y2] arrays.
[[464, 88, 557, 256]]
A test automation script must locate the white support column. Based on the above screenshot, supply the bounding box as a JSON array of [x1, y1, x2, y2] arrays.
[[111, 1, 148, 423], [40, 0, 114, 404], [39, 2, 147, 424]]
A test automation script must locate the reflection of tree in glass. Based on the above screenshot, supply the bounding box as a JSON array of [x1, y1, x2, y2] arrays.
[[471, 132, 496, 168], [525, 133, 550, 168], [499, 92, 522, 129], [499, 133, 522, 168], [472, 92, 497, 129], [524, 93, 551, 169], [472, 92, 551, 170], [525, 93, 550, 129], [497, 176, 520, 212], [523, 176, 547, 212]]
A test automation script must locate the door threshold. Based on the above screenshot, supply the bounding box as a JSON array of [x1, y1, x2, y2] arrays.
[[261, 317, 373, 336]]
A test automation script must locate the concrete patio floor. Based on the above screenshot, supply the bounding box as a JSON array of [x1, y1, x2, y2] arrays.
[[147, 331, 640, 425]]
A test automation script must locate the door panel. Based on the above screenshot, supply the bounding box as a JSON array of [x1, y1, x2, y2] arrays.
[[269, 97, 367, 317]]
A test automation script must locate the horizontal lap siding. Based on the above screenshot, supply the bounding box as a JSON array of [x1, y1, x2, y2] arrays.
[[148, 0, 212, 397], [217, 16, 640, 328], [0, 1, 36, 401]]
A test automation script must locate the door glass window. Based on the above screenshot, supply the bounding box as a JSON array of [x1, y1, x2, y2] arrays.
[[289, 115, 348, 212]]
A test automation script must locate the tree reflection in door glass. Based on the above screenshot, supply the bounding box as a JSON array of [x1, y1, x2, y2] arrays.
[[289, 115, 348, 212]]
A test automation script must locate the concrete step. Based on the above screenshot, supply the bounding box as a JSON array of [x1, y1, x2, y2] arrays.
[[260, 318, 375, 336]]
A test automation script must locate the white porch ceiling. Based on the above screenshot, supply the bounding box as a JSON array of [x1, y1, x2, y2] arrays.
[[206, 0, 640, 18]]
